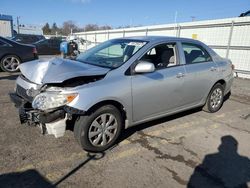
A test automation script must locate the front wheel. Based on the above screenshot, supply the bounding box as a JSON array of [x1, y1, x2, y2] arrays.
[[0, 55, 21, 73], [74, 105, 123, 152], [203, 83, 224, 113]]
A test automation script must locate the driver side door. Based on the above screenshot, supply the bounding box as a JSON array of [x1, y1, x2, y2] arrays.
[[131, 42, 186, 122]]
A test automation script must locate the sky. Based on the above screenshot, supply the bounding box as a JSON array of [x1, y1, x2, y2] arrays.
[[0, 0, 249, 28]]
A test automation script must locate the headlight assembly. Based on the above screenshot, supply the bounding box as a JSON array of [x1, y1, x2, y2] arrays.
[[32, 92, 78, 111]]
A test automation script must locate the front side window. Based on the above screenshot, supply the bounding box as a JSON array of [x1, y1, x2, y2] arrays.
[[76, 39, 147, 68], [182, 43, 212, 64], [140, 43, 178, 70]]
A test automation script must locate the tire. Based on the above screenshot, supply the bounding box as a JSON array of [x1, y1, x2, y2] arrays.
[[203, 83, 224, 113], [74, 105, 123, 152], [0, 55, 21, 73]]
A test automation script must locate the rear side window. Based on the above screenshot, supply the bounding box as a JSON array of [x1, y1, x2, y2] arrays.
[[182, 43, 212, 64]]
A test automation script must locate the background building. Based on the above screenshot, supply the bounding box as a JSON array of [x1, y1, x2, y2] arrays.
[[0, 14, 13, 37]]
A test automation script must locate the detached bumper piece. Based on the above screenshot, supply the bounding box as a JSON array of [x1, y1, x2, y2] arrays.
[[45, 117, 67, 138], [9, 92, 84, 138], [39, 109, 67, 138]]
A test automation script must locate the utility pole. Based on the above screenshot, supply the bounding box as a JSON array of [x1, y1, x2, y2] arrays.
[[174, 11, 178, 24], [17, 16, 20, 34]]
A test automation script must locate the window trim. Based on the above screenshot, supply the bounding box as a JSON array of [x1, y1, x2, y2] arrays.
[[181, 42, 213, 65]]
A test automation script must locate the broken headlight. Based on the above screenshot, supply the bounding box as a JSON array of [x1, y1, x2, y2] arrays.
[[32, 92, 78, 111]]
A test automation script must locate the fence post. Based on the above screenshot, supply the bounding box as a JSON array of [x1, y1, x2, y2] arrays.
[[85, 33, 87, 51], [107, 30, 109, 40], [145, 28, 148, 36], [123, 30, 125, 37], [226, 21, 234, 59], [94, 32, 97, 46], [178, 25, 181, 37], [176, 25, 181, 37]]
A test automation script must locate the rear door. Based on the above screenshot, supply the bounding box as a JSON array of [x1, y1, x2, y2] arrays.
[[131, 42, 186, 122], [181, 42, 219, 106]]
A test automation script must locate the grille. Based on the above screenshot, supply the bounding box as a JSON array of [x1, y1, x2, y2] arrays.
[[16, 85, 33, 102]]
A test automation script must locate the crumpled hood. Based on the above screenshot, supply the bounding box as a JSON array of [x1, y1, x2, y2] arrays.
[[19, 58, 110, 84]]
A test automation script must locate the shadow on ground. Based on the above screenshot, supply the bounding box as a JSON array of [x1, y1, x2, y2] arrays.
[[0, 152, 105, 188], [117, 107, 202, 145], [0, 169, 54, 188], [187, 135, 250, 188], [0, 74, 19, 81]]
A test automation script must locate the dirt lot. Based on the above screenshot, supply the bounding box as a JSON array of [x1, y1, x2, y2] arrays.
[[0, 70, 249, 188]]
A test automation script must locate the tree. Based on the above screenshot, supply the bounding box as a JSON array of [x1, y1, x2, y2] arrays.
[[51, 22, 59, 35], [61, 20, 79, 35], [99, 25, 112, 30], [42, 23, 51, 35], [84, 24, 99, 32]]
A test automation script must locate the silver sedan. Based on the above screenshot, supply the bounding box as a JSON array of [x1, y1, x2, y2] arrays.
[[10, 36, 234, 152]]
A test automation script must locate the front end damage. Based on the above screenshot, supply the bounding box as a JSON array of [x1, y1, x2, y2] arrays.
[[9, 58, 109, 138], [9, 77, 85, 138]]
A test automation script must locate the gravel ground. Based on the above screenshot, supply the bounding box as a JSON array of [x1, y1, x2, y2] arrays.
[[0, 71, 249, 188]]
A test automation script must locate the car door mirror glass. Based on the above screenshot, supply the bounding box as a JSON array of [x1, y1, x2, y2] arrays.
[[134, 61, 155, 73]]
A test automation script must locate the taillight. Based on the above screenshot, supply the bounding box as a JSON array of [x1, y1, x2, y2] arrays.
[[33, 47, 37, 54]]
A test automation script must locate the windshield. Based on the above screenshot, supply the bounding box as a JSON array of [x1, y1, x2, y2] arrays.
[[76, 39, 147, 68]]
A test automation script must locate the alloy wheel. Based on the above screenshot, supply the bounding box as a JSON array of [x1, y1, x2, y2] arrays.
[[210, 88, 223, 109], [88, 113, 118, 147], [2, 56, 20, 72]]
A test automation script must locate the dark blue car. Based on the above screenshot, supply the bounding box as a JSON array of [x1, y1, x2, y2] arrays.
[[0, 36, 38, 72]]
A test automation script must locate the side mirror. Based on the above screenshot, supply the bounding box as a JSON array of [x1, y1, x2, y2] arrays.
[[134, 60, 155, 73]]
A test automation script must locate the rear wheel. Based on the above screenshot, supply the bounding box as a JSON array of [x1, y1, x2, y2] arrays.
[[203, 83, 224, 113], [0, 55, 21, 73], [74, 105, 123, 152]]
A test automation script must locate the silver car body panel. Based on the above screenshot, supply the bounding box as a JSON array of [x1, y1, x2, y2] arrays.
[[19, 58, 110, 84], [15, 36, 234, 136]]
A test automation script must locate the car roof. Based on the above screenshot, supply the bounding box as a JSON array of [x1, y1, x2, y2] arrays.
[[118, 36, 200, 43]]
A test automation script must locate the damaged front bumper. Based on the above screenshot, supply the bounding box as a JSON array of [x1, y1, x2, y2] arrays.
[[9, 92, 85, 138]]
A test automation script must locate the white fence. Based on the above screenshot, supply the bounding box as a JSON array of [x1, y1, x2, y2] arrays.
[[75, 17, 250, 78]]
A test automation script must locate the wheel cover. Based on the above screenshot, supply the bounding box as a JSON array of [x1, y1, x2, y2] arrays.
[[2, 56, 20, 72], [88, 113, 118, 147], [210, 88, 223, 109]]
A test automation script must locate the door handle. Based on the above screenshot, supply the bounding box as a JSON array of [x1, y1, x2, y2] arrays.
[[176, 73, 185, 78], [210, 67, 217, 71]]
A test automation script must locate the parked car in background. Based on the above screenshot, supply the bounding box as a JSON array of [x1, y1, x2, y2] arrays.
[[0, 36, 38, 72], [11, 34, 45, 44], [239, 10, 250, 17], [10, 36, 234, 152], [34, 38, 64, 55]]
